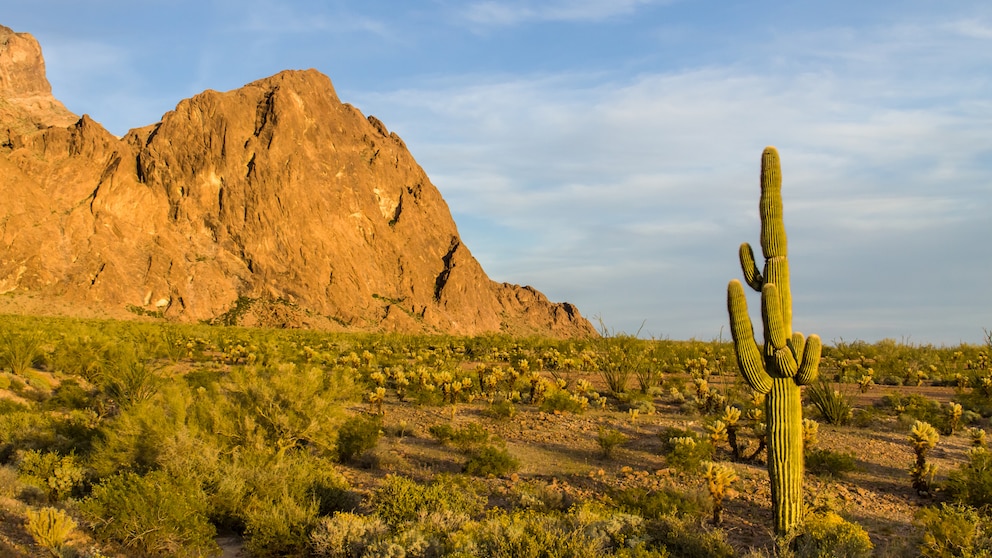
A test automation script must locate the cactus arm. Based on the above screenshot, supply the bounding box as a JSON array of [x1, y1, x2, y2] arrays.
[[795, 334, 822, 386], [728, 280, 773, 394], [739, 243, 764, 291]]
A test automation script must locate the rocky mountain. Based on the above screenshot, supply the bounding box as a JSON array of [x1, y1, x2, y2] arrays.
[[0, 25, 596, 337]]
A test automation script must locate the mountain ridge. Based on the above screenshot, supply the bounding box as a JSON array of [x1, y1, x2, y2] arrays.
[[0, 25, 597, 338]]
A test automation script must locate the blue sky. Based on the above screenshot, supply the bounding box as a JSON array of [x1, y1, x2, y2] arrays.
[[4, 1, 991, 345]]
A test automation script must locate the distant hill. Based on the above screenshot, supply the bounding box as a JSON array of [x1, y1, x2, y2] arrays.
[[0, 24, 596, 337]]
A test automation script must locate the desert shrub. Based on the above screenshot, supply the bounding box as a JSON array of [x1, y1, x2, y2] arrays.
[[336, 414, 382, 463], [243, 486, 319, 557], [914, 503, 992, 558], [805, 380, 852, 425], [310, 512, 389, 558], [882, 393, 948, 431], [0, 392, 27, 414], [17, 450, 86, 501], [48, 335, 108, 380], [25, 506, 77, 556], [369, 474, 485, 528], [648, 514, 735, 558], [946, 447, 992, 509], [185, 362, 356, 464], [429, 421, 491, 450], [0, 465, 19, 498], [598, 427, 629, 459], [201, 448, 353, 546], [540, 389, 588, 414], [805, 448, 858, 478], [613, 487, 708, 521], [0, 410, 60, 459], [100, 355, 161, 409], [450, 508, 618, 557], [508, 479, 570, 512], [82, 470, 218, 557], [43, 380, 92, 411], [465, 444, 520, 477], [86, 386, 192, 477], [428, 423, 456, 444], [483, 399, 517, 420], [789, 511, 873, 558], [663, 435, 713, 473]]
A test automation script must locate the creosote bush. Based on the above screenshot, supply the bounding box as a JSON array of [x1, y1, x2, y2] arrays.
[[336, 414, 382, 463], [597, 427, 629, 459], [81, 470, 218, 557], [464, 444, 520, 477], [914, 503, 992, 558], [805, 448, 858, 478]]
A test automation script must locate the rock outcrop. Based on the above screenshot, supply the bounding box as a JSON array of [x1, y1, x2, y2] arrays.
[[0, 25, 77, 138], [0, 25, 596, 337]]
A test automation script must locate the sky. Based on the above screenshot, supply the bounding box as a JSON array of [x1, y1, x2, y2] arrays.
[[4, 1, 991, 346]]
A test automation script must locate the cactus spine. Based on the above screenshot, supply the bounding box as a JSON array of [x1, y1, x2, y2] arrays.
[[727, 146, 822, 536]]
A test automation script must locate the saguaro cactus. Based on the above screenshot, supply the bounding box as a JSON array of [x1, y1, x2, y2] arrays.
[[727, 146, 822, 536]]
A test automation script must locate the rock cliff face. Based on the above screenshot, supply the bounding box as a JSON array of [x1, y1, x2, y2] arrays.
[[0, 25, 596, 337]]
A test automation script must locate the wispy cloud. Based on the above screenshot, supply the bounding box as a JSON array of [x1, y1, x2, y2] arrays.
[[458, 0, 664, 26]]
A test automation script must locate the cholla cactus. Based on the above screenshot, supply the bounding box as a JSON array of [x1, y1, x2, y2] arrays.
[[368, 387, 386, 415], [858, 370, 874, 393], [707, 420, 728, 445], [802, 418, 819, 450], [946, 402, 963, 434], [703, 462, 739, 525], [909, 420, 939, 496], [727, 147, 822, 535], [969, 427, 987, 447]]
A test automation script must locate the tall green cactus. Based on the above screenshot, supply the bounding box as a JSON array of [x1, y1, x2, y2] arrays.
[[727, 146, 821, 536]]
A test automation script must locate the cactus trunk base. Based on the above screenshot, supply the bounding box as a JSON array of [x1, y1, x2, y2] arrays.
[[767, 377, 804, 535]]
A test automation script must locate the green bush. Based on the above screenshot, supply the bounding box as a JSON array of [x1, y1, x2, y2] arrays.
[[881, 393, 948, 431], [539, 389, 587, 414], [947, 447, 992, 509], [451, 508, 622, 557], [648, 515, 735, 558], [613, 487, 708, 521], [483, 399, 517, 420], [369, 474, 485, 528], [243, 487, 319, 557], [789, 512, 873, 558], [336, 414, 382, 463], [597, 427, 629, 459], [82, 470, 218, 557], [914, 503, 992, 558], [43, 380, 93, 411], [17, 450, 86, 501], [310, 512, 388, 557], [464, 444, 520, 477], [805, 448, 858, 478]]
